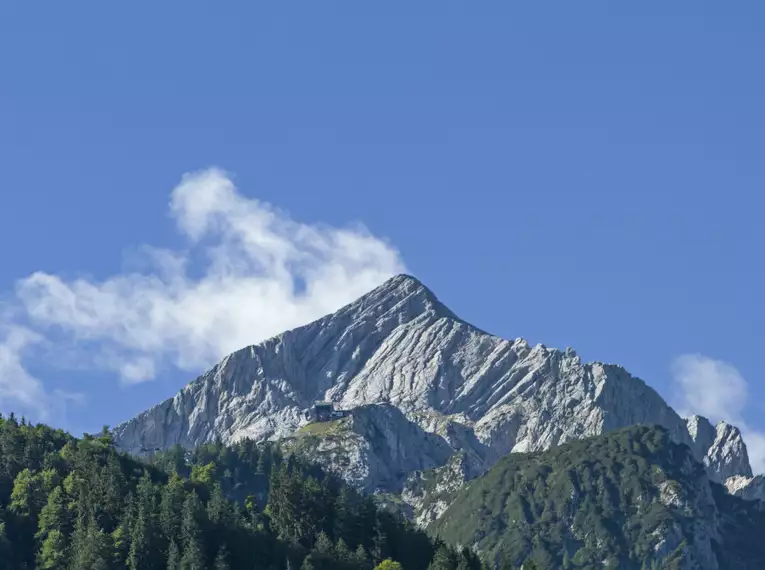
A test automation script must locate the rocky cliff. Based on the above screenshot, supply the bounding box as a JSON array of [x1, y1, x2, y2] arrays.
[[113, 274, 757, 516]]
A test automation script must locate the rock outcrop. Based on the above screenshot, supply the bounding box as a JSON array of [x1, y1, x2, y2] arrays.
[[686, 415, 753, 483], [280, 404, 453, 493], [113, 274, 756, 515]]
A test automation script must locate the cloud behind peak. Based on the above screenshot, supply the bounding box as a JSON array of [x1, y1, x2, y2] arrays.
[[6, 167, 404, 414]]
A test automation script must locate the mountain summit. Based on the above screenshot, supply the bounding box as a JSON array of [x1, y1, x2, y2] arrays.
[[113, 274, 756, 517]]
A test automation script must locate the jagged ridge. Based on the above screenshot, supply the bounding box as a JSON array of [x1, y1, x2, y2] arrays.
[[113, 274, 756, 515]]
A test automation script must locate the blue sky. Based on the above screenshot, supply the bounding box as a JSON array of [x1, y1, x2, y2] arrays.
[[1, 2, 764, 466]]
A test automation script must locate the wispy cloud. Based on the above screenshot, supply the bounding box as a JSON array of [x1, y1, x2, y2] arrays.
[[672, 353, 765, 473], [0, 167, 404, 419], [0, 325, 47, 416]]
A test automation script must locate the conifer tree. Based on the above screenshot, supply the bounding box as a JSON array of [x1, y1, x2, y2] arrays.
[[38, 529, 68, 570], [10, 467, 45, 519], [354, 544, 370, 568], [0, 519, 10, 570], [179, 491, 205, 570], [214, 544, 231, 570], [180, 537, 205, 570], [166, 539, 180, 570], [207, 482, 231, 526], [36, 485, 70, 543], [160, 473, 185, 543], [128, 508, 151, 570], [129, 472, 160, 570], [110, 524, 129, 568], [69, 517, 112, 570], [427, 545, 456, 570], [314, 530, 334, 555], [98, 452, 127, 530], [336, 538, 353, 563], [68, 507, 89, 570], [333, 486, 355, 545]]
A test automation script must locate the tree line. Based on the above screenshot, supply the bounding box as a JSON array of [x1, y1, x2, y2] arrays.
[[0, 413, 497, 570]]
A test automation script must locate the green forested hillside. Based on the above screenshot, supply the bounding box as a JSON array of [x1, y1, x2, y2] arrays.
[[5, 414, 765, 570], [0, 413, 482, 570], [430, 426, 765, 570]]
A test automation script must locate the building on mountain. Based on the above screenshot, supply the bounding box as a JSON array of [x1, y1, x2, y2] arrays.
[[311, 401, 348, 422]]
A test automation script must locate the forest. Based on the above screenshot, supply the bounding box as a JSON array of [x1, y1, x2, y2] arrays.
[[0, 413, 491, 570]]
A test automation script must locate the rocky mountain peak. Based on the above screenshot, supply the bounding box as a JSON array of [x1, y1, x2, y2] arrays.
[[706, 421, 752, 481], [113, 275, 757, 515], [687, 415, 716, 453], [338, 273, 456, 322]]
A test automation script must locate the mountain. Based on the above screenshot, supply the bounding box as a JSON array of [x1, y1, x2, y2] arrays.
[[430, 425, 765, 570], [113, 274, 757, 520]]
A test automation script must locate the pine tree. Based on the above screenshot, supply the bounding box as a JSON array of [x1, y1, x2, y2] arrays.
[[359, 496, 378, 552], [128, 509, 151, 570], [9, 467, 45, 519], [314, 531, 334, 555], [69, 517, 112, 570], [160, 473, 185, 543], [0, 520, 12, 570], [37, 485, 68, 536], [87, 525, 112, 570], [98, 452, 126, 530], [336, 538, 352, 563], [179, 538, 205, 570], [68, 508, 89, 570], [353, 544, 369, 568], [179, 491, 205, 570], [36, 485, 71, 568], [427, 545, 456, 570], [37, 529, 68, 570], [166, 539, 180, 570], [244, 494, 262, 530], [129, 472, 159, 570], [110, 524, 129, 568], [267, 463, 304, 543], [333, 486, 354, 545], [207, 482, 231, 528], [214, 545, 231, 570]]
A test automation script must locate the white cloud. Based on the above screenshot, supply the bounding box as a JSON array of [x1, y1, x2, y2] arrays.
[[0, 325, 85, 424], [672, 353, 765, 473], [671, 354, 748, 421], [0, 326, 47, 416], [11, 167, 405, 391]]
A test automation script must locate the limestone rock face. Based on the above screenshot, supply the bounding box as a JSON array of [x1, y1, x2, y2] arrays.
[[686, 416, 753, 483], [280, 404, 453, 493], [706, 422, 753, 482], [113, 274, 755, 510], [687, 415, 718, 457], [725, 474, 765, 502]]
